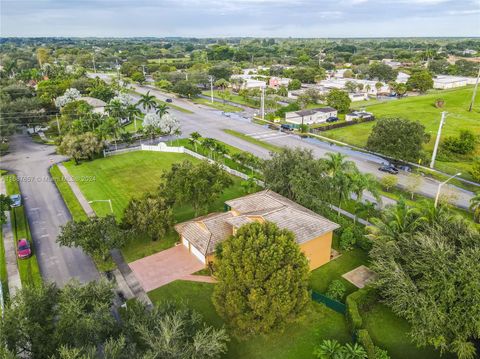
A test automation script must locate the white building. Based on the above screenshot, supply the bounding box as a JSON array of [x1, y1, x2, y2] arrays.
[[396, 72, 410, 84], [285, 107, 338, 125], [319, 78, 390, 96], [349, 93, 368, 102], [433, 75, 477, 89], [345, 111, 374, 122]]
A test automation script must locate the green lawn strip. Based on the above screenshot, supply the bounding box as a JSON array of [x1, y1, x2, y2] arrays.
[[192, 97, 243, 112], [148, 280, 351, 359], [309, 248, 369, 298], [363, 303, 449, 359], [3, 174, 42, 287], [64, 151, 250, 263], [0, 225, 8, 300], [49, 165, 89, 221], [201, 90, 259, 109], [223, 129, 282, 153], [123, 118, 143, 133], [321, 87, 480, 177]]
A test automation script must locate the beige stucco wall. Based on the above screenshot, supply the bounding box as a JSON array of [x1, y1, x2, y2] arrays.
[[299, 231, 333, 270]]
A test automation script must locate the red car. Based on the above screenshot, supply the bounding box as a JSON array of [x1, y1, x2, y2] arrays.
[[17, 239, 32, 259]]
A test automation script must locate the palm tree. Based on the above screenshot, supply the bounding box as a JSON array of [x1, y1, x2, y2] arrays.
[[136, 91, 157, 112], [173, 127, 182, 146], [126, 104, 142, 132], [189, 131, 201, 152], [201, 137, 216, 159], [324, 152, 355, 177], [342, 343, 367, 359], [469, 192, 480, 223], [106, 99, 125, 121], [313, 339, 343, 359], [351, 172, 381, 206], [155, 103, 169, 118]]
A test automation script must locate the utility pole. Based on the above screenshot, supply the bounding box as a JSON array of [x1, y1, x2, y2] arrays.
[[142, 65, 146, 78], [56, 114, 61, 135], [116, 59, 120, 82], [209, 76, 214, 103], [430, 111, 447, 169], [92, 53, 96, 73], [260, 86, 265, 121], [468, 66, 480, 112]]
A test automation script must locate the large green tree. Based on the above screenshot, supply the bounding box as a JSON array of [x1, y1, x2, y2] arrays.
[[366, 117, 430, 162], [213, 222, 310, 335], [57, 132, 104, 164], [326, 89, 351, 113], [406, 70, 434, 93]]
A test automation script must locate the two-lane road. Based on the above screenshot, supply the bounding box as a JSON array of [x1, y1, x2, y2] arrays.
[[1, 135, 99, 286]]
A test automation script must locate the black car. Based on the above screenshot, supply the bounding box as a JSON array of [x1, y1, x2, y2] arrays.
[[326, 116, 339, 123], [280, 124, 294, 131], [165, 98, 173, 103], [378, 165, 399, 175]]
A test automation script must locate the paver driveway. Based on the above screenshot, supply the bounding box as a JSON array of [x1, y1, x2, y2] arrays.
[[129, 245, 205, 292]]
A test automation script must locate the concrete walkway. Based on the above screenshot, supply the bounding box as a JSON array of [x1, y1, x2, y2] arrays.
[[57, 164, 95, 217], [0, 178, 22, 296]]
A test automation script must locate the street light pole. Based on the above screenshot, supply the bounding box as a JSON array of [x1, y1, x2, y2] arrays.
[[434, 172, 461, 208], [260, 86, 265, 121], [430, 111, 446, 169], [209, 76, 214, 103]]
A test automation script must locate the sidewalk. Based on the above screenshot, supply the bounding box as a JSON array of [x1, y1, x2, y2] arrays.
[[57, 164, 96, 217], [0, 178, 22, 297]]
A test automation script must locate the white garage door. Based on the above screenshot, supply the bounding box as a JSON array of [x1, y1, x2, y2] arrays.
[[182, 236, 189, 248], [190, 244, 206, 264]]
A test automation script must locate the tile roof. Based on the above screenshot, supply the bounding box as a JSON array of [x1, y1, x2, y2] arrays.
[[175, 190, 339, 255]]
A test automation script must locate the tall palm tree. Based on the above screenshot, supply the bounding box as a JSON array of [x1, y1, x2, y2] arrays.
[[324, 152, 355, 177], [155, 103, 169, 118], [201, 137, 216, 158], [351, 172, 381, 205], [136, 91, 157, 112], [469, 192, 480, 223], [126, 104, 142, 132], [188, 131, 201, 152]]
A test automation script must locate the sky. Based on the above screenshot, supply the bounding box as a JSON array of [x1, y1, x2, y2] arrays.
[[1, 0, 479, 38]]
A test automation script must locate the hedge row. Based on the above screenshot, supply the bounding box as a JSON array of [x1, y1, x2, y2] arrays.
[[310, 116, 375, 132]]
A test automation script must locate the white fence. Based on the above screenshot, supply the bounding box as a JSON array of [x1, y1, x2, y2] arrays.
[[104, 142, 263, 184]]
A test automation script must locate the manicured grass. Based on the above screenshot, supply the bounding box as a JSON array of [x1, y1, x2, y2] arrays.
[[202, 90, 259, 109], [50, 165, 88, 221], [363, 303, 450, 359], [309, 248, 369, 298], [3, 174, 42, 288], [0, 225, 8, 300], [192, 97, 243, 112], [223, 129, 282, 153], [322, 87, 480, 178], [123, 119, 143, 133], [148, 280, 351, 359], [64, 151, 249, 263]]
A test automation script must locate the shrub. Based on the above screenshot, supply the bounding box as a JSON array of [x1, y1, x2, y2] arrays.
[[346, 294, 363, 332], [356, 234, 373, 251], [357, 329, 376, 359], [326, 280, 347, 301], [380, 175, 398, 191], [340, 227, 356, 251], [374, 346, 391, 359], [470, 160, 480, 182], [441, 129, 477, 155]]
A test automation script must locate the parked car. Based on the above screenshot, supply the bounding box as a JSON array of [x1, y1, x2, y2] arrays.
[[17, 239, 31, 259], [165, 98, 173, 103], [280, 124, 294, 131], [326, 116, 339, 123], [10, 194, 21, 207], [378, 165, 399, 175]]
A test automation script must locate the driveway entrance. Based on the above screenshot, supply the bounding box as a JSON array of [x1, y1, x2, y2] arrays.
[[129, 245, 205, 292]]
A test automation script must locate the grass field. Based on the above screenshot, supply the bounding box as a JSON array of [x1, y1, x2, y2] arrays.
[[0, 223, 7, 300], [3, 174, 42, 288], [148, 280, 351, 359], [202, 90, 259, 109], [223, 129, 282, 153], [63, 151, 248, 263], [322, 87, 480, 178], [192, 97, 243, 112]]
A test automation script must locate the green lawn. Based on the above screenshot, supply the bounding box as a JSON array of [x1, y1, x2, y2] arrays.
[[192, 97, 243, 112], [309, 248, 369, 298], [223, 129, 282, 153], [0, 223, 8, 300], [123, 119, 143, 133], [322, 87, 480, 178], [363, 303, 451, 359], [202, 90, 259, 109], [155, 98, 193, 114], [3, 174, 42, 288], [148, 280, 351, 359], [63, 151, 248, 263]]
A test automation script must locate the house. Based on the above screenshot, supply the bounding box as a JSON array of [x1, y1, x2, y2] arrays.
[[269, 77, 291, 89], [79, 96, 106, 114], [319, 78, 389, 96], [349, 93, 368, 102], [433, 75, 477, 89], [463, 49, 477, 56], [285, 107, 338, 125], [231, 74, 266, 89], [382, 59, 402, 69], [175, 190, 340, 270], [396, 71, 410, 84], [346, 111, 374, 122]]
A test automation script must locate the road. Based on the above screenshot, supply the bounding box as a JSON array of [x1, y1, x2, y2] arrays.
[[1, 135, 99, 286], [90, 73, 475, 209]]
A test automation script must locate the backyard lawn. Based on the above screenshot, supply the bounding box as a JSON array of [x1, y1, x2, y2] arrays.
[[63, 151, 248, 262], [148, 280, 351, 359], [323, 87, 480, 178]]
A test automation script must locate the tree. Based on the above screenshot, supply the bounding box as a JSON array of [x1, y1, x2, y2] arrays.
[[366, 118, 430, 162], [314, 339, 343, 359], [326, 280, 346, 301], [189, 131, 202, 152], [161, 160, 233, 215], [367, 63, 398, 82], [136, 91, 157, 111], [405, 174, 422, 199], [380, 174, 398, 192], [131, 71, 146, 84], [172, 80, 200, 98], [288, 79, 302, 90], [0, 194, 12, 224], [208, 63, 233, 81], [470, 160, 480, 182], [122, 193, 173, 241], [57, 215, 125, 261], [406, 70, 433, 93], [155, 103, 169, 118], [213, 222, 310, 335], [326, 89, 351, 113], [369, 212, 480, 359], [469, 192, 480, 223], [57, 132, 104, 164], [441, 129, 477, 155]]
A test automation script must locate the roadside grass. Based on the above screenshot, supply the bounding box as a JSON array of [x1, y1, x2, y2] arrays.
[[309, 248, 369, 298], [223, 129, 282, 153], [154, 98, 193, 114], [192, 97, 243, 112], [0, 225, 8, 300], [148, 280, 351, 359], [63, 151, 249, 263], [3, 174, 42, 287], [202, 90, 259, 109], [322, 86, 480, 179]]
